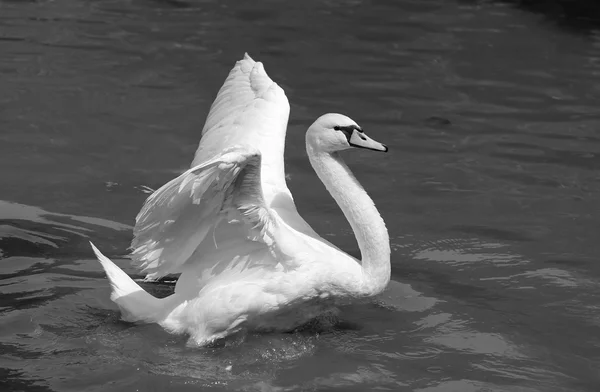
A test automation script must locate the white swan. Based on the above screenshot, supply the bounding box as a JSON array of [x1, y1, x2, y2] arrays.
[[91, 53, 390, 346]]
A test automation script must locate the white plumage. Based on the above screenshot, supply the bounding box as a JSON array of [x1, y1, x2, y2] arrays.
[[91, 53, 391, 346]]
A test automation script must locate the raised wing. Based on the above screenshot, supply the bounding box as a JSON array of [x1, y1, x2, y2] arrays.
[[192, 53, 291, 204], [130, 145, 280, 280]]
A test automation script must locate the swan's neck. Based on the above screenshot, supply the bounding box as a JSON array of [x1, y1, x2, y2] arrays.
[[307, 146, 390, 295]]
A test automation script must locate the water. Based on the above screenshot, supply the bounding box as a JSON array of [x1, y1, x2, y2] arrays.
[[1, 0, 599, 390]]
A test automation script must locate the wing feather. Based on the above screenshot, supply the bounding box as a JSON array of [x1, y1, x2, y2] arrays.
[[191, 53, 291, 203], [131, 146, 277, 280]]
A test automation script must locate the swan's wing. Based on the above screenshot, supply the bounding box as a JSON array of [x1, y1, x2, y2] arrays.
[[131, 145, 283, 280], [191, 54, 324, 244], [191, 53, 291, 203]]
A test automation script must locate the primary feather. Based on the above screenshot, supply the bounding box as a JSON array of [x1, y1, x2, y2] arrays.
[[130, 146, 277, 280]]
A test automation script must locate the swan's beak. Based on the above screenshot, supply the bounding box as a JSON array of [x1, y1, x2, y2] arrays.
[[348, 130, 388, 152]]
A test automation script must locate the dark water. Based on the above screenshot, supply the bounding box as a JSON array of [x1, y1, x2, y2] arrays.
[[1, 0, 600, 390]]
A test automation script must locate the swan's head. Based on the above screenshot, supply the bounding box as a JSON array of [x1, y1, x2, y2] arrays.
[[306, 113, 388, 153]]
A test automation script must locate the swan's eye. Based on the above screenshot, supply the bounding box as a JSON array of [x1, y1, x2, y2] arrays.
[[334, 125, 362, 133]]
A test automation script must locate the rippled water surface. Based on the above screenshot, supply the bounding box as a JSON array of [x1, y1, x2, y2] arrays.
[[1, 0, 600, 391]]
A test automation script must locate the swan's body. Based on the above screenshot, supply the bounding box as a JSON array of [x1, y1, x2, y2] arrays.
[[91, 54, 390, 346]]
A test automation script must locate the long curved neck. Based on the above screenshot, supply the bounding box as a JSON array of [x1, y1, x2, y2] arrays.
[[307, 144, 390, 295]]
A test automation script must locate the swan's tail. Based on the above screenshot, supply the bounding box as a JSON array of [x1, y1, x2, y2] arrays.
[[90, 242, 180, 325]]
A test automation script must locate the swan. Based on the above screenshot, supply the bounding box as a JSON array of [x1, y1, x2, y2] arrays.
[[91, 53, 390, 346]]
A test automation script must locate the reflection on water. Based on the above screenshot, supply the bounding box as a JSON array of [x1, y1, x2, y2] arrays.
[[1, 0, 600, 391]]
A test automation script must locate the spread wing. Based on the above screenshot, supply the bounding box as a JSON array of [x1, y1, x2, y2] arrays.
[[191, 53, 291, 203], [130, 146, 282, 280], [130, 54, 325, 281]]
